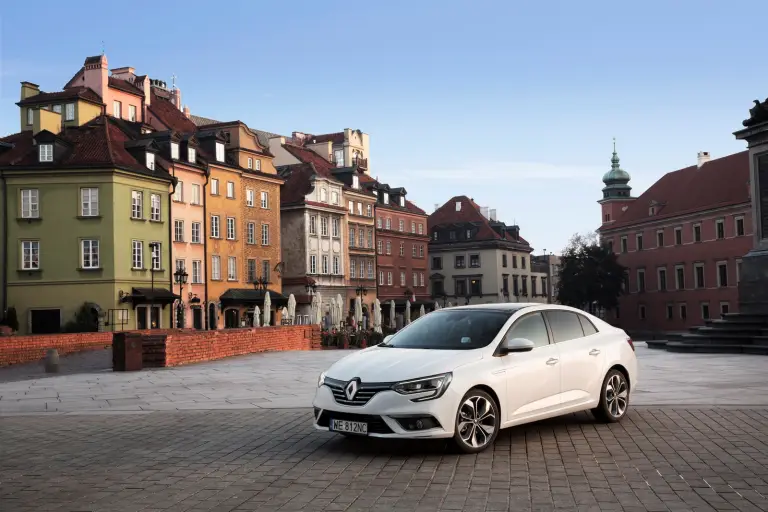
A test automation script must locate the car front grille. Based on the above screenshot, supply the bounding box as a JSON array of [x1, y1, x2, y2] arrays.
[[324, 377, 393, 406], [316, 410, 394, 434]]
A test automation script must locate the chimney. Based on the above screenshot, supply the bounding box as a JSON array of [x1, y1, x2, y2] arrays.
[[480, 206, 489, 219], [697, 151, 711, 168], [489, 209, 497, 221], [171, 87, 182, 110], [20, 81, 40, 100], [82, 54, 108, 101], [434, 203, 439, 212], [110, 66, 136, 80], [183, 105, 190, 118]]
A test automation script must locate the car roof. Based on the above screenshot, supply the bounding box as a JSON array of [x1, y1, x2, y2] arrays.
[[439, 302, 539, 312]]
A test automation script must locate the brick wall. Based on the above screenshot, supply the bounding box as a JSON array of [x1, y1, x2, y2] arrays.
[[164, 325, 321, 367], [0, 332, 112, 367], [0, 325, 322, 368]]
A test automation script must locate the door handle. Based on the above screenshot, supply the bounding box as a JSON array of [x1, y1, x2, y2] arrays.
[[546, 358, 558, 366], [589, 349, 601, 356]]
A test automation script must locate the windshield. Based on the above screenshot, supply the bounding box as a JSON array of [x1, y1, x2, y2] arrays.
[[381, 309, 513, 350]]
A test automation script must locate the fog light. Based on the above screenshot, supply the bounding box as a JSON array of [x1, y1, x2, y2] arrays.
[[416, 419, 423, 429], [396, 416, 440, 431]]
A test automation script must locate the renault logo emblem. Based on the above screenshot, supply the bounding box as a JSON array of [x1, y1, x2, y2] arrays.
[[345, 379, 360, 400]]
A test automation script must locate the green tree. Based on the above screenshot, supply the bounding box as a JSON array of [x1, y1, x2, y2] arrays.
[[556, 232, 626, 311], [3, 307, 19, 332], [63, 303, 99, 333]]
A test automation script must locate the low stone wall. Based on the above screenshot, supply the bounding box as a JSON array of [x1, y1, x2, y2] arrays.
[[0, 325, 323, 368], [0, 332, 112, 367], [163, 325, 321, 367]]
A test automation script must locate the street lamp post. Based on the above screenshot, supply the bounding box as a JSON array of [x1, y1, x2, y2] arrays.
[[174, 267, 188, 328], [355, 281, 367, 330], [148, 242, 159, 328]]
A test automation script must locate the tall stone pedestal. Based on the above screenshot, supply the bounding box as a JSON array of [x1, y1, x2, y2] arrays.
[[647, 99, 768, 354]]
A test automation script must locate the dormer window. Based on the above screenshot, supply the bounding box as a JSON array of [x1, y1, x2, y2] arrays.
[[39, 144, 53, 162], [215, 142, 225, 162], [171, 142, 179, 160], [27, 108, 34, 126], [146, 152, 155, 170], [399, 196, 405, 207], [247, 157, 253, 169], [352, 175, 359, 189], [455, 201, 461, 211], [383, 192, 389, 204], [649, 206, 655, 216], [188, 147, 196, 164]]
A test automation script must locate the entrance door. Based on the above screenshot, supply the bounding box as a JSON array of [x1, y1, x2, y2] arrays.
[[208, 303, 217, 330], [30, 309, 62, 334], [192, 308, 203, 330], [224, 309, 239, 328], [136, 306, 148, 330], [150, 306, 161, 329]]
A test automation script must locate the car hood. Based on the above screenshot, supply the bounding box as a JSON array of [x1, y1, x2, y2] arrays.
[[325, 346, 483, 382]]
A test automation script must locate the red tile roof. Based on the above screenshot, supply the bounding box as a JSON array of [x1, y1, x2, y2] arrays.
[[17, 87, 103, 107], [308, 132, 344, 144], [358, 173, 426, 216], [283, 143, 337, 179], [108, 76, 144, 97], [429, 195, 530, 246], [0, 132, 34, 166], [147, 91, 197, 133], [601, 150, 750, 231]]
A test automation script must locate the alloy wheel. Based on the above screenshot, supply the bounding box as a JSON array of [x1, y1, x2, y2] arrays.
[[457, 395, 497, 449], [605, 373, 628, 418]]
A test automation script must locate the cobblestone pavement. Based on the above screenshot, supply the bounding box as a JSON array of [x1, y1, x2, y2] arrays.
[[2, 407, 768, 511], [2, 344, 768, 415]]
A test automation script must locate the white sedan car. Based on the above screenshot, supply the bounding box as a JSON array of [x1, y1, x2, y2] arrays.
[[313, 303, 637, 453]]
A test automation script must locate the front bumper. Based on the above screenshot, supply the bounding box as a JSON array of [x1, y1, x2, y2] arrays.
[[312, 384, 459, 439]]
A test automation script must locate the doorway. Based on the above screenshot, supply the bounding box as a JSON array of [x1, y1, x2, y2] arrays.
[[207, 303, 217, 330], [136, 306, 148, 330], [224, 309, 239, 328], [192, 308, 203, 330], [30, 309, 62, 334]]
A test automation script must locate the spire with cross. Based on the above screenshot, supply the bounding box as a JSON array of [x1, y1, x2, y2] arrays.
[[171, 74, 177, 90]]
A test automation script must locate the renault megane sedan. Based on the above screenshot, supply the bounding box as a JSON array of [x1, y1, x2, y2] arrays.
[[313, 303, 637, 453]]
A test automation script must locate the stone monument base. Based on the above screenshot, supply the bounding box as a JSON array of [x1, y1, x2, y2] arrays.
[[737, 248, 768, 315]]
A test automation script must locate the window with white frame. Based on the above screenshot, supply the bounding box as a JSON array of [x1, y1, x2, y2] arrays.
[[210, 215, 220, 238], [349, 201, 354, 214], [400, 196, 405, 207], [246, 259, 257, 283], [170, 142, 179, 160], [321, 255, 329, 274], [358, 260, 364, 279], [675, 264, 685, 290], [418, 223, 423, 234], [226, 181, 235, 199], [81, 239, 99, 269], [262, 260, 271, 282], [188, 147, 196, 164], [226, 217, 236, 240], [377, 217, 382, 229], [717, 261, 728, 287], [228, 257, 237, 281], [350, 260, 356, 279], [386, 241, 391, 255], [39, 144, 53, 162], [146, 152, 155, 170], [192, 260, 202, 283], [173, 181, 184, 202], [320, 188, 327, 202], [65, 103, 74, 121], [720, 302, 730, 316], [131, 190, 143, 219], [320, 217, 328, 237], [694, 263, 705, 288], [353, 175, 359, 189], [736, 216, 745, 237], [113, 100, 122, 118], [412, 245, 417, 257], [174, 220, 185, 242], [150, 243, 161, 270], [367, 229, 372, 248], [21, 240, 39, 270], [349, 227, 355, 247], [637, 269, 646, 292], [309, 215, 317, 235], [211, 178, 219, 195], [377, 240, 383, 254], [81, 188, 98, 216], [387, 271, 392, 285], [131, 240, 143, 269], [379, 271, 384, 285], [716, 219, 725, 240], [366, 204, 372, 217], [357, 202, 362, 216], [368, 261, 374, 279], [332, 218, 340, 238], [247, 222, 255, 244], [261, 191, 268, 208], [53, 104, 62, 114], [254, 159, 261, 171], [150, 194, 161, 221], [399, 220, 404, 232], [411, 221, 416, 233], [129, 105, 137, 122], [419, 245, 424, 257], [191, 184, 201, 205], [261, 224, 270, 245], [386, 218, 391, 230], [247, 157, 253, 169], [358, 229, 364, 247], [211, 255, 221, 280], [333, 256, 340, 275], [420, 272, 425, 287], [334, 149, 344, 166], [310, 255, 317, 274], [246, 189, 254, 207], [26, 107, 33, 125], [400, 271, 406, 286], [331, 191, 338, 205], [413, 272, 418, 287], [21, 189, 39, 218], [191, 222, 201, 243], [215, 142, 225, 162], [383, 192, 389, 204]]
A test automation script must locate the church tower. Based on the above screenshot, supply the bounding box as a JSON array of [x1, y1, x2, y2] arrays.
[[598, 139, 635, 227]]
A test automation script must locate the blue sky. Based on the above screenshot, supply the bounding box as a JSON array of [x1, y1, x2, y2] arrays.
[[0, 0, 763, 254]]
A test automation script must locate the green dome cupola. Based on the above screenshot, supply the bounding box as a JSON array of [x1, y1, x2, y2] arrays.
[[601, 139, 632, 199]]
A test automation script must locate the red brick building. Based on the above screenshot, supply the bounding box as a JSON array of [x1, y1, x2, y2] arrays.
[[361, 177, 430, 307], [597, 147, 753, 336]]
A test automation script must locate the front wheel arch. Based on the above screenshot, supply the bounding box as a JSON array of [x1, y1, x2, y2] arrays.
[[466, 384, 502, 421]]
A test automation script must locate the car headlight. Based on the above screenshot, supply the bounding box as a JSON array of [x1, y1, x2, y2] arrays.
[[392, 373, 452, 402], [318, 371, 326, 388]]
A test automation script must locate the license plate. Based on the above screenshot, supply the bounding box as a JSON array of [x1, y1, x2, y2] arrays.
[[330, 419, 368, 435]]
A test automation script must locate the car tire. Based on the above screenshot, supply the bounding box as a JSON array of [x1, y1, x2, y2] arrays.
[[592, 369, 630, 423], [452, 389, 500, 454]]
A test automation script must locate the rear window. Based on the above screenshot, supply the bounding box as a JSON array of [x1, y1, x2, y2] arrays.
[[381, 309, 512, 350], [545, 310, 585, 343], [578, 314, 598, 335]]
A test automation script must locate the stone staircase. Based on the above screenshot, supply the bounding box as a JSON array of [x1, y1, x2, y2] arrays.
[[646, 313, 768, 354]]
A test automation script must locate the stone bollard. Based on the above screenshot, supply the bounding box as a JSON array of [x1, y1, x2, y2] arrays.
[[44, 349, 60, 373]]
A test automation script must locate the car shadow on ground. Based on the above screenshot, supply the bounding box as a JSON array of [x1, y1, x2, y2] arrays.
[[321, 410, 603, 456], [0, 348, 112, 383]]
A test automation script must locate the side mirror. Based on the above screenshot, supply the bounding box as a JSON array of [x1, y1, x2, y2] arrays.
[[500, 337, 535, 354], [383, 335, 393, 344]]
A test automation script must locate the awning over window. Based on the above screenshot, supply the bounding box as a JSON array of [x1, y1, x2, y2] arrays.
[[121, 287, 180, 306], [219, 288, 289, 307]]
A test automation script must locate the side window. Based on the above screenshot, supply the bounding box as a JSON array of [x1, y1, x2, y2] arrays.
[[505, 312, 550, 348], [545, 311, 585, 343], [578, 314, 598, 336]]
